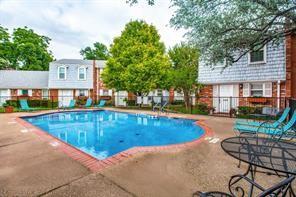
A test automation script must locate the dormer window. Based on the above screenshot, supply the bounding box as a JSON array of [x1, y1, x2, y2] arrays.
[[58, 66, 66, 80], [78, 66, 86, 80], [248, 45, 266, 64]]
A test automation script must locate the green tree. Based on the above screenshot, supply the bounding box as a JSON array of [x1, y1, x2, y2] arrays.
[[168, 43, 199, 109], [0, 58, 12, 70], [0, 26, 15, 69], [170, 0, 296, 66], [80, 42, 109, 60], [13, 27, 53, 70], [102, 20, 172, 96]]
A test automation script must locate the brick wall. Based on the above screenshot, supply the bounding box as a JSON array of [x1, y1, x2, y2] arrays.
[[285, 34, 296, 98], [197, 85, 213, 107], [49, 89, 58, 101], [32, 89, 42, 99]]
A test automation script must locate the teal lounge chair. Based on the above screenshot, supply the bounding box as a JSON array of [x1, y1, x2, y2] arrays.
[[84, 98, 92, 108], [235, 107, 290, 128], [96, 100, 106, 107], [64, 99, 76, 109], [234, 110, 296, 136], [19, 99, 35, 111]]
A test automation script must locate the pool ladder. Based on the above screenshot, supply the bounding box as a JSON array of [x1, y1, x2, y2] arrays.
[[153, 101, 169, 115]]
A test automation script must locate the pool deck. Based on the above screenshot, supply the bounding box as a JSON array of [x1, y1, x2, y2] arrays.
[[0, 108, 290, 196]]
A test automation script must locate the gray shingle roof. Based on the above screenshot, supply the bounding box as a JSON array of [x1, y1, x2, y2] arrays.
[[0, 70, 49, 89], [198, 41, 286, 84], [52, 59, 106, 68]]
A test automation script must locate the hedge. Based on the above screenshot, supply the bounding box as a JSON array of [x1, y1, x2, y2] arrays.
[[5, 99, 58, 108], [237, 106, 262, 115]]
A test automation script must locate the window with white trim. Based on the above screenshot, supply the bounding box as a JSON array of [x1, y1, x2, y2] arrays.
[[17, 89, 32, 96], [248, 46, 266, 64], [250, 83, 263, 97], [21, 89, 29, 96], [156, 89, 162, 96], [42, 89, 49, 99], [243, 82, 272, 97], [103, 89, 109, 96], [77, 89, 88, 97], [78, 67, 86, 80], [58, 66, 66, 80]]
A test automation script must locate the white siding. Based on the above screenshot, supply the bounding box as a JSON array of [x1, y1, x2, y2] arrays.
[[48, 63, 93, 89]]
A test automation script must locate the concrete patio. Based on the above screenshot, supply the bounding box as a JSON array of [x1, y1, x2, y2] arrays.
[[0, 108, 290, 196]]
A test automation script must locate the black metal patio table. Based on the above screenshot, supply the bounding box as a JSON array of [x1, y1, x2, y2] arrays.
[[221, 136, 296, 196]]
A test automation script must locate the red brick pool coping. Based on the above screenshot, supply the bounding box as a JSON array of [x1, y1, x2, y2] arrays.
[[15, 112, 214, 173]]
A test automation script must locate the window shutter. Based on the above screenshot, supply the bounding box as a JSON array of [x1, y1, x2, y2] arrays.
[[108, 90, 112, 96], [6, 89, 11, 97], [243, 83, 250, 97], [17, 90, 22, 96], [75, 90, 79, 97], [263, 82, 272, 97], [99, 89, 103, 96], [213, 85, 219, 97], [28, 90, 33, 96]]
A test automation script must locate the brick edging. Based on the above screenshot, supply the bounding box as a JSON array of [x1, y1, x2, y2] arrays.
[[15, 113, 214, 173]]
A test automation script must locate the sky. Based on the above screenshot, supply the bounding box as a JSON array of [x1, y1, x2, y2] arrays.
[[0, 0, 186, 59]]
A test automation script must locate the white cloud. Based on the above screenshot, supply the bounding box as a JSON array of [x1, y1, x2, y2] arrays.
[[0, 0, 185, 59]]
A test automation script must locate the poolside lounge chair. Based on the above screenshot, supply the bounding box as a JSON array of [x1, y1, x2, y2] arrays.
[[84, 98, 92, 108], [235, 107, 290, 128], [96, 100, 106, 108], [64, 99, 76, 109], [234, 110, 296, 137], [19, 99, 36, 111]]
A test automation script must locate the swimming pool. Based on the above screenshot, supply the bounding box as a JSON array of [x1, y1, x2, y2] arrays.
[[23, 110, 204, 160]]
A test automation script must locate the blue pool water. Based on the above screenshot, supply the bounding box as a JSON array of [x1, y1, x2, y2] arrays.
[[23, 110, 204, 160]]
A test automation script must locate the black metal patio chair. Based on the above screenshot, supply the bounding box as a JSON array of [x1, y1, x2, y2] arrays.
[[192, 176, 295, 197]]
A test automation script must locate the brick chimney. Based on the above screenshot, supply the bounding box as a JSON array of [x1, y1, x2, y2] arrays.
[[285, 34, 296, 98]]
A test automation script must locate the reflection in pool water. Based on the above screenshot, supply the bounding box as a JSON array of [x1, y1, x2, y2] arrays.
[[23, 110, 204, 160]]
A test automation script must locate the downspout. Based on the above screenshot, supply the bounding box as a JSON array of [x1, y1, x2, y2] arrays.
[[277, 80, 280, 110]]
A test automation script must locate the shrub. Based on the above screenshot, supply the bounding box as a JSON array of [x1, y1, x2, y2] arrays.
[[192, 103, 211, 115], [5, 100, 18, 107], [127, 100, 136, 106], [171, 100, 185, 105], [105, 100, 113, 106], [237, 106, 262, 115], [5, 99, 58, 108], [76, 96, 88, 106]]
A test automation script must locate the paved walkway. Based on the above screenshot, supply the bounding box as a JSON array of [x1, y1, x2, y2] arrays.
[[0, 109, 289, 196]]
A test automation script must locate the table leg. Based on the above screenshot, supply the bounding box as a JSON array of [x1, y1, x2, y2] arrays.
[[248, 165, 256, 197], [228, 164, 257, 197]]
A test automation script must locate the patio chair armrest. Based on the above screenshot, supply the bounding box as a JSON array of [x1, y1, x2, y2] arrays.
[[229, 174, 266, 194], [256, 121, 283, 134]]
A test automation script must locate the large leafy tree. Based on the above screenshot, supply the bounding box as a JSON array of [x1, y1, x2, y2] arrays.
[[169, 43, 199, 109], [170, 0, 296, 66], [0, 26, 53, 70], [102, 20, 172, 96], [0, 26, 15, 69], [13, 27, 53, 70], [80, 42, 109, 60], [129, 0, 296, 66]]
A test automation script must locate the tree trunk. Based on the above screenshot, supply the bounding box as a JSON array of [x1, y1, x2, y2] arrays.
[[183, 90, 190, 110]]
